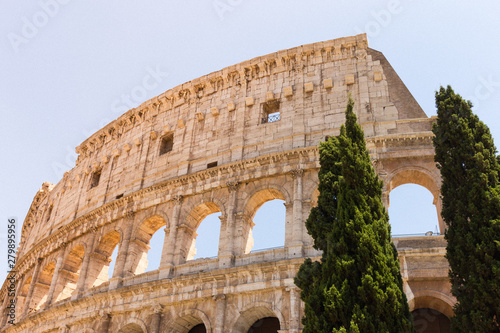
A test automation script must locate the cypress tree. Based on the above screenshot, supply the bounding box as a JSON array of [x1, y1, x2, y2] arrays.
[[432, 86, 500, 332], [295, 98, 414, 332]]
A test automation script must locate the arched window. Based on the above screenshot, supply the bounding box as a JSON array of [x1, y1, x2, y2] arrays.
[[389, 184, 439, 236], [54, 245, 84, 302], [133, 215, 167, 274], [88, 231, 120, 288], [251, 199, 286, 252], [191, 212, 221, 260], [184, 202, 222, 262], [31, 261, 56, 311]]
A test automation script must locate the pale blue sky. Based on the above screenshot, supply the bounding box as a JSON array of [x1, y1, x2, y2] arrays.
[[1, 1, 500, 281]]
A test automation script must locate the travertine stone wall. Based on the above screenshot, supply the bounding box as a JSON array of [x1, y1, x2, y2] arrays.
[[1, 34, 454, 333]]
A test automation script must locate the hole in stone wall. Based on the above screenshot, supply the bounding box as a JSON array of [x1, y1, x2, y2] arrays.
[[190, 212, 221, 260], [106, 245, 119, 280], [159, 133, 174, 156], [207, 161, 218, 168], [249, 199, 286, 252], [90, 170, 101, 189], [116, 193, 124, 199], [261, 100, 280, 124], [389, 184, 439, 236], [144, 226, 165, 272]]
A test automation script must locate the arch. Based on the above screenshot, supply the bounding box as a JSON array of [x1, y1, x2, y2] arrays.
[[53, 244, 85, 302], [165, 309, 212, 333], [230, 302, 286, 333], [129, 214, 169, 275], [31, 260, 56, 311], [384, 166, 440, 199], [384, 166, 444, 233], [178, 201, 223, 263], [87, 230, 121, 288], [117, 318, 148, 333], [16, 275, 32, 317], [240, 187, 288, 255], [242, 185, 291, 219], [407, 290, 455, 319]]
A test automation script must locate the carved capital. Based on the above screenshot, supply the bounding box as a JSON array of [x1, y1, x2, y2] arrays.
[[152, 303, 163, 314], [289, 169, 304, 179], [213, 294, 226, 301], [172, 195, 183, 203], [226, 181, 240, 192], [125, 210, 135, 219]]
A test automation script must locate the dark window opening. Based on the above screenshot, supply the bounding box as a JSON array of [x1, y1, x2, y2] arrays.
[[159, 133, 174, 155], [188, 324, 206, 333], [207, 161, 218, 168], [116, 194, 124, 199], [261, 100, 280, 124], [249, 317, 280, 333], [90, 171, 101, 189]]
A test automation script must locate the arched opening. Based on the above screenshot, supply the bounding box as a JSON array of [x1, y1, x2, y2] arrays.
[[242, 188, 287, 254], [169, 313, 209, 333], [31, 261, 55, 311], [132, 215, 167, 274], [191, 212, 221, 260], [183, 202, 222, 262], [248, 317, 280, 333], [412, 308, 450, 333], [389, 184, 440, 236], [117, 323, 144, 333], [188, 324, 206, 333], [16, 276, 31, 317], [54, 245, 85, 302], [251, 199, 286, 252], [385, 168, 443, 234], [87, 231, 120, 288], [232, 306, 282, 333]]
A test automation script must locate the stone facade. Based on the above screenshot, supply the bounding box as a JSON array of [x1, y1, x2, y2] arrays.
[[1, 34, 454, 333]]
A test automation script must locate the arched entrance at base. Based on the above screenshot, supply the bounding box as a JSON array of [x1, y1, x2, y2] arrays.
[[412, 308, 450, 333], [248, 317, 280, 333], [188, 324, 206, 333]]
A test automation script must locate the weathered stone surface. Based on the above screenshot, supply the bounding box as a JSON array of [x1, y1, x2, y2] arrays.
[[1, 34, 454, 333]]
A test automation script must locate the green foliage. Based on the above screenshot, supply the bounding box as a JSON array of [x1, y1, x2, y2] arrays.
[[295, 98, 414, 332], [433, 86, 500, 332]]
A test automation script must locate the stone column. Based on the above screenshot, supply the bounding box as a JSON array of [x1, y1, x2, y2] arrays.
[[213, 295, 227, 333], [219, 182, 238, 268], [382, 190, 390, 211], [44, 245, 67, 307], [125, 237, 151, 275], [288, 169, 304, 257], [98, 312, 112, 333], [72, 228, 98, 300], [434, 190, 445, 234], [110, 211, 135, 289], [289, 287, 301, 333], [22, 258, 42, 317], [150, 304, 163, 333], [159, 195, 183, 278]]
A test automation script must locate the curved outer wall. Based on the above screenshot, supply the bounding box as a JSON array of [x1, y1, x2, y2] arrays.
[[2, 34, 454, 333]]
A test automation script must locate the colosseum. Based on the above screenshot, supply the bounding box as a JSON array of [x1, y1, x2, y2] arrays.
[[2, 34, 454, 333]]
